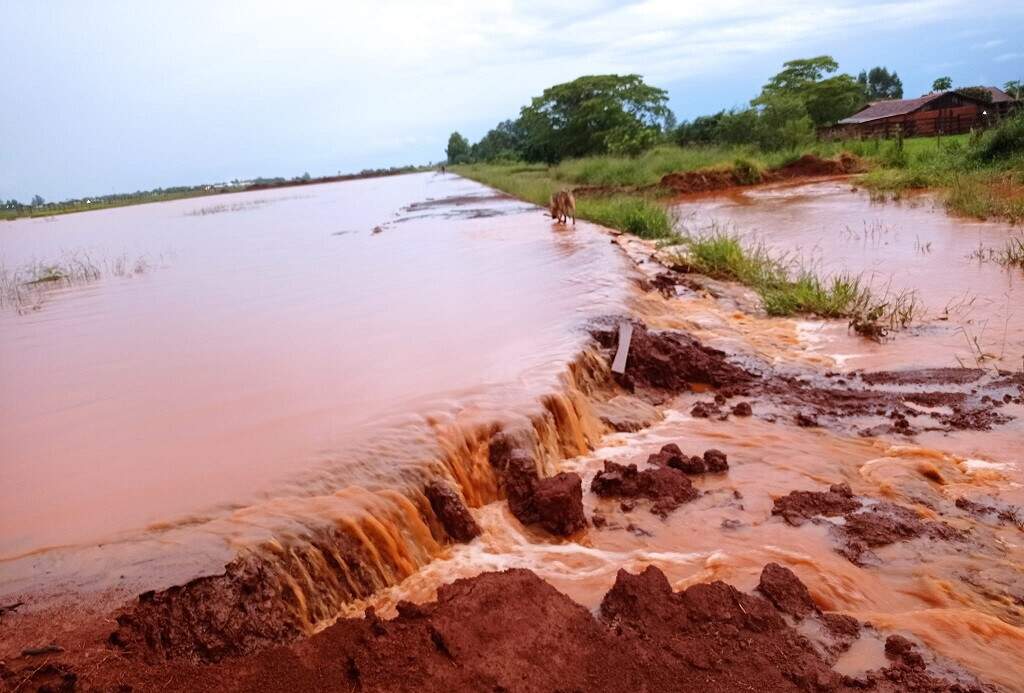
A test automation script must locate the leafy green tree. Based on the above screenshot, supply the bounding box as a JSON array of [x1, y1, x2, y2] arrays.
[[446, 131, 471, 164], [516, 74, 672, 162], [470, 119, 524, 162], [756, 96, 815, 150], [958, 86, 993, 103], [760, 56, 839, 93], [754, 56, 864, 126], [31, 194, 45, 207], [932, 76, 953, 92], [675, 111, 727, 145], [714, 109, 761, 145], [1005, 80, 1023, 100], [857, 67, 903, 100]]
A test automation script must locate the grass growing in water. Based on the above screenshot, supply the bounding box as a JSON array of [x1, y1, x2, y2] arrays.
[[0, 252, 151, 312], [664, 227, 920, 336], [455, 163, 675, 239]]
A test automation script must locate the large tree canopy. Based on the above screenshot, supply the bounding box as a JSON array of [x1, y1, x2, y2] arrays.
[[932, 76, 953, 92], [517, 74, 672, 162], [754, 56, 864, 126], [857, 67, 903, 100], [470, 119, 524, 162], [446, 132, 471, 164]]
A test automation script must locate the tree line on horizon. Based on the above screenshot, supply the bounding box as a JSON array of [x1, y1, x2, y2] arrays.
[[446, 57, 1023, 164]]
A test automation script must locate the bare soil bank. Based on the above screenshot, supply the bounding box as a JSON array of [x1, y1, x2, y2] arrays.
[[1, 564, 990, 692], [571, 153, 865, 198]]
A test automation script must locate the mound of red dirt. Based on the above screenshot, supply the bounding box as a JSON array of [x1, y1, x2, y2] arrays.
[[774, 152, 863, 178], [659, 168, 738, 194], [591, 322, 757, 396], [11, 564, 988, 692], [656, 153, 864, 195]]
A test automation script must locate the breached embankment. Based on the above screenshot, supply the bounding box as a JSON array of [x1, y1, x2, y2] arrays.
[[4, 177, 1024, 692], [4, 563, 991, 692]]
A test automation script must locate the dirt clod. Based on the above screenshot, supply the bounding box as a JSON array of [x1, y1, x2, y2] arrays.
[[533, 472, 588, 536], [591, 460, 698, 517], [424, 481, 481, 543]]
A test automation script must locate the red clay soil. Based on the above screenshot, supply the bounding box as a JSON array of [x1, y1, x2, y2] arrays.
[[772, 483, 966, 565], [590, 459, 699, 517], [595, 319, 1021, 436], [0, 564, 990, 692], [656, 153, 865, 195], [591, 322, 758, 396], [424, 481, 482, 543]]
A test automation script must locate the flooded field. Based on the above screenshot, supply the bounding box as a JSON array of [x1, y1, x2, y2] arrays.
[[0, 173, 631, 582], [2, 176, 1023, 691], [672, 180, 1024, 371], [331, 180, 1024, 689]]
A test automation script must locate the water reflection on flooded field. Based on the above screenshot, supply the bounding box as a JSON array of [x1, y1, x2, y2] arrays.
[[671, 180, 1023, 371]]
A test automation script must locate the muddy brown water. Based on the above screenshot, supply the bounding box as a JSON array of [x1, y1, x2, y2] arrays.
[[672, 179, 1024, 371], [2, 175, 1023, 690], [0, 173, 631, 581]]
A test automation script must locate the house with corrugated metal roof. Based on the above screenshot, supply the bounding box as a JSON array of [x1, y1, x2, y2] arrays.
[[830, 88, 1014, 138]]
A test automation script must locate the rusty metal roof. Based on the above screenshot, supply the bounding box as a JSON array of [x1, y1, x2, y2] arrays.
[[838, 89, 1000, 125], [837, 93, 946, 124], [982, 86, 1015, 103]]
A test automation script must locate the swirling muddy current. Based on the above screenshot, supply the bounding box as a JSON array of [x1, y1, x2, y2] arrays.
[[2, 175, 1023, 691]]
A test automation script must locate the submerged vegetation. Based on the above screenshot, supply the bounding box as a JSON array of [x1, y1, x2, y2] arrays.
[[660, 227, 920, 337], [0, 251, 151, 312]]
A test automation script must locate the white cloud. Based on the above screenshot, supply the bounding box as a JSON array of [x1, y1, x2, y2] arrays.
[[3, 0, 1024, 199], [994, 52, 1022, 63]]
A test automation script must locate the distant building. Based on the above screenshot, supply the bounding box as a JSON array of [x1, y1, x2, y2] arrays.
[[827, 88, 1017, 139], [978, 86, 1017, 118]]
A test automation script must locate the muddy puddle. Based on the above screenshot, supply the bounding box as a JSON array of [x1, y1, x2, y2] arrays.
[[672, 180, 1024, 371], [2, 176, 1023, 692]]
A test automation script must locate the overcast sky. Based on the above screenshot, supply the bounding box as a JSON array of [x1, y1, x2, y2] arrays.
[[2, 0, 1022, 202]]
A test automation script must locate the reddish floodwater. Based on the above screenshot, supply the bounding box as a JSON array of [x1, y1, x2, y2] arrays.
[[0, 174, 631, 560], [672, 180, 1024, 370], [3, 177, 1023, 691]]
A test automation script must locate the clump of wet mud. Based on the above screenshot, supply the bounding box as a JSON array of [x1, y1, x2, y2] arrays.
[[424, 481, 480, 543], [772, 483, 965, 565], [4, 564, 990, 692], [592, 319, 1020, 436], [487, 428, 588, 536], [591, 321, 757, 397], [955, 496, 1024, 531], [646, 442, 730, 474], [590, 458, 699, 517]]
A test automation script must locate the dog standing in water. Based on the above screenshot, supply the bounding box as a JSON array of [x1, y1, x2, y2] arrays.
[[549, 190, 576, 225]]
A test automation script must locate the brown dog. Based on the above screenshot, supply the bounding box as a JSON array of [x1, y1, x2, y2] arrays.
[[549, 190, 576, 225]]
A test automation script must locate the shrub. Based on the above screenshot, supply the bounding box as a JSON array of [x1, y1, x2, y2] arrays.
[[732, 159, 763, 185], [973, 113, 1024, 162]]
